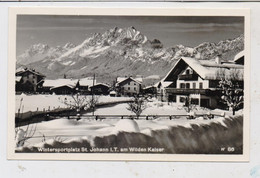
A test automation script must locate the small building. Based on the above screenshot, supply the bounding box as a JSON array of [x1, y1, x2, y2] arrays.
[[142, 86, 157, 95], [109, 90, 117, 97], [78, 77, 96, 94], [42, 77, 96, 95], [154, 80, 172, 102], [234, 50, 244, 65], [42, 79, 78, 94], [50, 85, 75, 95], [16, 68, 45, 92], [90, 83, 110, 95], [116, 77, 142, 96]]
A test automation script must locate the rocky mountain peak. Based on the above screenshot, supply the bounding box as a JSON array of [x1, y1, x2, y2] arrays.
[[16, 26, 244, 81]]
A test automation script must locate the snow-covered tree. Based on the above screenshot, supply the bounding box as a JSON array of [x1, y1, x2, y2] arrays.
[[219, 79, 243, 115], [126, 95, 147, 119], [218, 69, 243, 115]]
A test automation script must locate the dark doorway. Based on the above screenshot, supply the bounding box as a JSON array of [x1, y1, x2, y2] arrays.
[[200, 99, 210, 108]]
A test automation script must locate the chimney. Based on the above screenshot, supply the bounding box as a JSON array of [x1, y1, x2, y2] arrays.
[[215, 55, 222, 64]]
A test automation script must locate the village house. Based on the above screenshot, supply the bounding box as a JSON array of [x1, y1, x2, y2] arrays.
[[78, 77, 96, 94], [90, 83, 110, 95], [153, 80, 172, 102], [116, 77, 142, 96], [42, 77, 96, 95], [42, 78, 78, 94], [16, 68, 45, 93], [142, 85, 157, 96], [160, 52, 244, 108]]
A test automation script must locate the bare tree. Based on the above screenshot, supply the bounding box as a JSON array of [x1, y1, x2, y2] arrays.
[[183, 95, 197, 113], [59, 92, 99, 120], [15, 97, 38, 147], [126, 95, 147, 119], [15, 123, 37, 147]]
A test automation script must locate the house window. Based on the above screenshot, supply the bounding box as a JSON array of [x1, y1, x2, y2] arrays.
[[180, 83, 185, 88], [186, 69, 190, 75], [134, 83, 136, 85], [128, 87, 130, 90], [134, 87, 136, 91], [180, 97, 186, 103], [199, 83, 203, 89], [193, 83, 196, 89], [185, 83, 190, 89], [191, 98, 199, 105]]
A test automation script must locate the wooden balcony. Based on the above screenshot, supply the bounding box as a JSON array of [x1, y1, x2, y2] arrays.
[[178, 74, 198, 81], [165, 88, 218, 96]]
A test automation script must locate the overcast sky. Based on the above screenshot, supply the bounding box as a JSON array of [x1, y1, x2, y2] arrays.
[[17, 15, 244, 55]]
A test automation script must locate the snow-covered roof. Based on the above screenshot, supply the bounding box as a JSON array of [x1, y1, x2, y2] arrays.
[[164, 57, 244, 81], [90, 83, 110, 88], [50, 84, 75, 90], [109, 90, 117, 95], [15, 76, 22, 82], [144, 75, 160, 80], [16, 68, 45, 77], [78, 77, 96, 87], [143, 85, 156, 90], [116, 77, 142, 85], [234, 50, 244, 63], [43, 79, 78, 88], [154, 80, 172, 88]]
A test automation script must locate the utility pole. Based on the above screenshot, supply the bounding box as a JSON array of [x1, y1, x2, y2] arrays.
[[92, 73, 95, 116]]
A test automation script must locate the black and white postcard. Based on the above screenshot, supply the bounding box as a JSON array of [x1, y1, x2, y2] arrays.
[[8, 7, 250, 161]]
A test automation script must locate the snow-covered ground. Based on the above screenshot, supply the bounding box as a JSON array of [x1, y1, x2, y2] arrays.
[[15, 94, 243, 150], [86, 101, 240, 116], [16, 93, 239, 116], [17, 114, 234, 148], [15, 94, 132, 113]]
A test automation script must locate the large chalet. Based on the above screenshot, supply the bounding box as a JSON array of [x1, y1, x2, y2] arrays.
[[160, 52, 244, 108], [16, 68, 45, 92]]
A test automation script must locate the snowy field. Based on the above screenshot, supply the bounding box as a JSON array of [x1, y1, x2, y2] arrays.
[[15, 94, 235, 116], [15, 94, 132, 113], [15, 94, 243, 153], [89, 102, 233, 116]]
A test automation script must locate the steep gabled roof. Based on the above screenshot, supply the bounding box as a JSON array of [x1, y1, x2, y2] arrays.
[[16, 68, 45, 77], [164, 57, 244, 81], [233, 50, 245, 64], [15, 76, 22, 82], [116, 77, 142, 85], [154, 80, 172, 89], [234, 50, 244, 62]]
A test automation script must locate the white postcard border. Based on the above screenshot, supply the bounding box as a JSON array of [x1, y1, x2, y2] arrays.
[[8, 7, 250, 161]]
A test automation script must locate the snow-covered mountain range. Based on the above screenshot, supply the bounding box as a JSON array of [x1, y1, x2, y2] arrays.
[[17, 26, 244, 81]]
